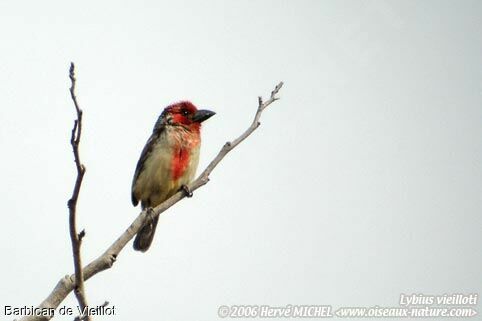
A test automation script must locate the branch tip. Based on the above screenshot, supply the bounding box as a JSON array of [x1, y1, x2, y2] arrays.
[[69, 62, 75, 76]]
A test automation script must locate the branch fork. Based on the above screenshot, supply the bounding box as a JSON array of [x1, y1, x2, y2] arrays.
[[19, 70, 283, 321]]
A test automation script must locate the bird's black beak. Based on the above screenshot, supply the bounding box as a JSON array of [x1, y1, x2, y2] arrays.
[[192, 109, 216, 123]]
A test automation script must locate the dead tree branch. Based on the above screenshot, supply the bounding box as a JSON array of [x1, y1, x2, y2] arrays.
[[67, 63, 90, 321], [19, 73, 283, 321]]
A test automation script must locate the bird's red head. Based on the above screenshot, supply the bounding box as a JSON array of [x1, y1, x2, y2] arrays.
[[162, 101, 215, 131]]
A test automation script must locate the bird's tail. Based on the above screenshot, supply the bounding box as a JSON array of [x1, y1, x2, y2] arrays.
[[133, 215, 159, 252]]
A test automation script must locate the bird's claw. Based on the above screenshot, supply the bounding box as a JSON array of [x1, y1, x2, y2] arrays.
[[145, 207, 155, 224], [181, 185, 193, 198]]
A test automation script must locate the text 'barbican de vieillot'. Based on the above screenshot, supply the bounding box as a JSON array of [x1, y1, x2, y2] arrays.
[[4, 304, 116, 317]]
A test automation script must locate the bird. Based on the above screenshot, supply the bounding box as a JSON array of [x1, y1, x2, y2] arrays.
[[131, 101, 215, 252]]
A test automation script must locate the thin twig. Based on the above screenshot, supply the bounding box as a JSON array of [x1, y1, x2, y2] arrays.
[[19, 80, 283, 321], [67, 62, 90, 321]]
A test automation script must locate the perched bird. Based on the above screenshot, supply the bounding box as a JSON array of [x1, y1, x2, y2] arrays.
[[131, 101, 215, 252]]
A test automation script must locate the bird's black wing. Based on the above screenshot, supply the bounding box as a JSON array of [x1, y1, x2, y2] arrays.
[[131, 124, 165, 206]]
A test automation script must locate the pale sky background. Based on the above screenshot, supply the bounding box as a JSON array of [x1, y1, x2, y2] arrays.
[[1, 1, 481, 321]]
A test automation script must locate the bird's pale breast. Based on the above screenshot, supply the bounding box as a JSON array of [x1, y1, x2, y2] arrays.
[[133, 126, 200, 207]]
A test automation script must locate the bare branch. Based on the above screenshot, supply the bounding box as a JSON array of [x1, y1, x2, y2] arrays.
[[19, 80, 283, 321], [67, 62, 90, 321]]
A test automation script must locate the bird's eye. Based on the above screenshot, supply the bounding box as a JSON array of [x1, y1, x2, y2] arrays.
[[181, 109, 189, 116]]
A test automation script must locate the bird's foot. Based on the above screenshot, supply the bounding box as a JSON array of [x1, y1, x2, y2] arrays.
[[145, 207, 155, 225], [181, 184, 193, 198]]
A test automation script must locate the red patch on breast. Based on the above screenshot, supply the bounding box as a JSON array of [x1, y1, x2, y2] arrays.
[[171, 147, 190, 181]]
